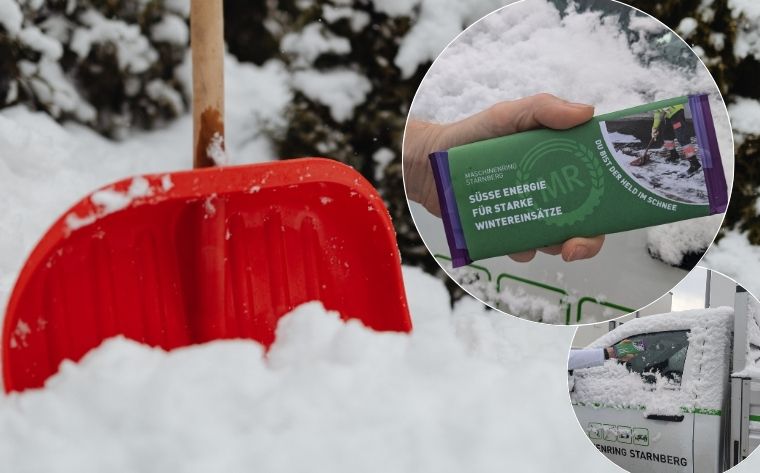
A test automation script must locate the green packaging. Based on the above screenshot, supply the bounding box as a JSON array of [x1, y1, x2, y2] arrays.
[[429, 94, 727, 267]]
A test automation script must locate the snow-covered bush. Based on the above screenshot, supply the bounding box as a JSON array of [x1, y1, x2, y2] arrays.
[[0, 0, 189, 138]]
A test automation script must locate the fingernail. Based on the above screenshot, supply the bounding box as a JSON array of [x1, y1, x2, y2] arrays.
[[569, 245, 589, 261], [566, 102, 593, 110]]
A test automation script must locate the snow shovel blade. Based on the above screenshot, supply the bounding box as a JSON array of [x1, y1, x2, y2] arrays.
[[2, 158, 411, 392]]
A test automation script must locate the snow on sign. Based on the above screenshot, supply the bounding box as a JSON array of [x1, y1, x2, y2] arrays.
[[430, 95, 727, 267]]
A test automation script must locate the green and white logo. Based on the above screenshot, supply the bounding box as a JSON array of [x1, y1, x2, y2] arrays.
[[516, 139, 604, 226]]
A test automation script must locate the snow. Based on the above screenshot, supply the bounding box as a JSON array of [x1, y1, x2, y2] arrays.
[[615, 146, 709, 205], [0, 267, 610, 472], [574, 307, 734, 413], [0, 0, 23, 35], [0, 1, 756, 470], [90, 189, 133, 214], [372, 147, 395, 181], [18, 26, 63, 60], [646, 216, 722, 266], [150, 13, 188, 45], [22, 58, 96, 121], [704, 232, 760, 298], [628, 12, 666, 35], [676, 17, 698, 39], [734, 296, 760, 378], [281, 23, 351, 67], [321, 5, 370, 32], [206, 132, 228, 166], [438, 260, 564, 324], [164, 0, 190, 18], [71, 10, 158, 74], [291, 69, 371, 122], [145, 79, 185, 115], [393, 0, 516, 78], [729, 0, 760, 59], [410, 1, 726, 124], [728, 96, 760, 146], [605, 131, 640, 143]]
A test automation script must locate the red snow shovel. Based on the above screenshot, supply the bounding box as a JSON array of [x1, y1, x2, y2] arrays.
[[1, 0, 411, 393]]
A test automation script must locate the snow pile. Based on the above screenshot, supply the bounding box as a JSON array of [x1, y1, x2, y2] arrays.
[[0, 267, 601, 472], [646, 216, 722, 267], [572, 307, 734, 414]]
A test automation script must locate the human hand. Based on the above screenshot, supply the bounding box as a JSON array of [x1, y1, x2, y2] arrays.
[[651, 128, 659, 140], [403, 93, 604, 263], [611, 339, 645, 362]]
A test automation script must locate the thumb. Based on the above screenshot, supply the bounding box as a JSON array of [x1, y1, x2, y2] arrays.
[[440, 93, 595, 147]]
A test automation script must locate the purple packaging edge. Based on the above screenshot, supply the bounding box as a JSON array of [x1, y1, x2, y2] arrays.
[[429, 151, 472, 267], [689, 94, 728, 215]]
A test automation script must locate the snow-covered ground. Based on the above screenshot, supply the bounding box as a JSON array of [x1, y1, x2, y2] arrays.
[[607, 131, 709, 205]]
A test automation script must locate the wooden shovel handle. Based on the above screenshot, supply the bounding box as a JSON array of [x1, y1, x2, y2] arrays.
[[192, 0, 225, 169]]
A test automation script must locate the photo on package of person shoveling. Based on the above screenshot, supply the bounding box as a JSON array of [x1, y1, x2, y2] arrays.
[[602, 101, 708, 204]]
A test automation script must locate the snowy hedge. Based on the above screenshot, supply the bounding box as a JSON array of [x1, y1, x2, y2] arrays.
[[0, 0, 189, 138]]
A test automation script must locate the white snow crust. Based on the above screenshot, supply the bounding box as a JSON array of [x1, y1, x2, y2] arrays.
[[646, 216, 722, 266], [291, 69, 371, 122]]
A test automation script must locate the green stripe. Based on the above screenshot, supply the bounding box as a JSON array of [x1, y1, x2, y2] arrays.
[[576, 296, 634, 323], [680, 407, 722, 416], [750, 415, 760, 422], [572, 402, 722, 416], [572, 401, 645, 411]]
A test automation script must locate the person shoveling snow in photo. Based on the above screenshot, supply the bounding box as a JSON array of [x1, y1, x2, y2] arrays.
[[630, 104, 701, 176]]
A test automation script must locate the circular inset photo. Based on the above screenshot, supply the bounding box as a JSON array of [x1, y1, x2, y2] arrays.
[[402, 0, 734, 324], [568, 267, 759, 472]]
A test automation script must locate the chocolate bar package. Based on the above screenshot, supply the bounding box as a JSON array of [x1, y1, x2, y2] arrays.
[[429, 94, 728, 267]]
